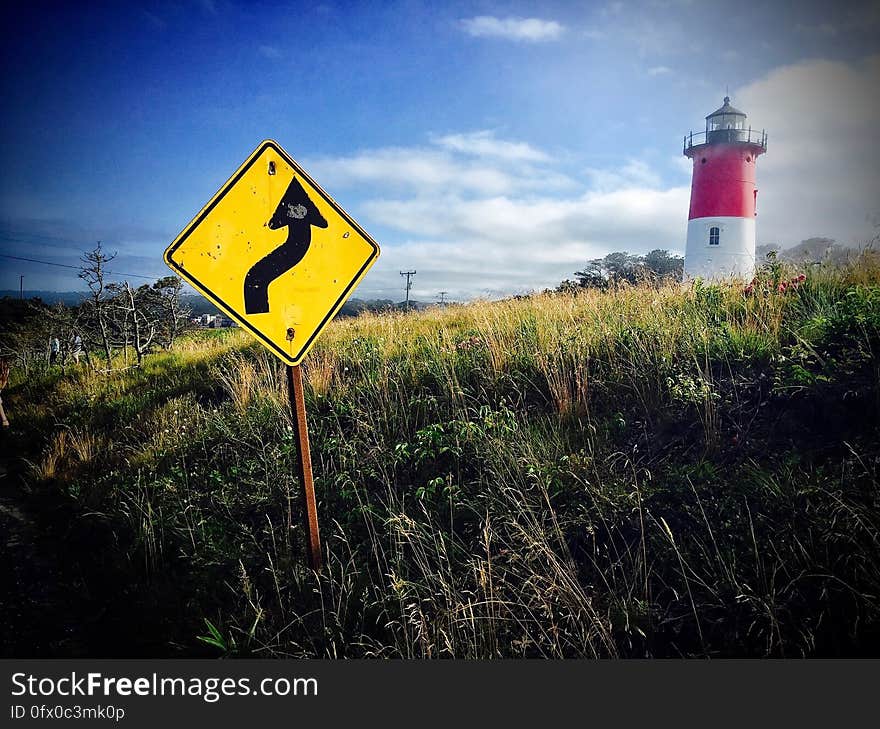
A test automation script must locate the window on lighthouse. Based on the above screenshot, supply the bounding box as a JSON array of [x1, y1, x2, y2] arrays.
[[709, 227, 720, 246], [710, 114, 744, 131]]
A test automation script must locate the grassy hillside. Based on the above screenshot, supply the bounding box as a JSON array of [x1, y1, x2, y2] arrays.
[[4, 257, 880, 657]]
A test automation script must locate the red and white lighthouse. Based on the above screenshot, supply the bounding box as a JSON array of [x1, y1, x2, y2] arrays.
[[683, 97, 767, 280]]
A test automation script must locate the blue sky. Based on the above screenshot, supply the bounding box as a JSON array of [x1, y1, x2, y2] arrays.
[[1, 0, 878, 300]]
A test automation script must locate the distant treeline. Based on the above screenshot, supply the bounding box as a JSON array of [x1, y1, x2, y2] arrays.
[[0, 291, 428, 318], [1, 290, 219, 316], [0, 240, 441, 373], [556, 248, 684, 291], [556, 237, 866, 292], [0, 244, 189, 372]]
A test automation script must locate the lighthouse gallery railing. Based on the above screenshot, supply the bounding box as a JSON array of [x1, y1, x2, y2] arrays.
[[683, 128, 768, 153]]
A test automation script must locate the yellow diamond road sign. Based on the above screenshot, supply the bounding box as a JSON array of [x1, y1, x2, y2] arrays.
[[164, 139, 380, 365]]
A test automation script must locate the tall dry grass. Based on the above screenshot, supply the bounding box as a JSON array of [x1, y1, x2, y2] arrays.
[[9, 254, 880, 657]]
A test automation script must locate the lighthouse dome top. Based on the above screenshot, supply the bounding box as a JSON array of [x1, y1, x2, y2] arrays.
[[707, 96, 746, 119], [683, 95, 767, 156]]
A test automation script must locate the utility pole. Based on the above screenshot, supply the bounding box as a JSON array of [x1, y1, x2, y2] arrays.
[[400, 270, 416, 311], [19, 275, 23, 300], [437, 291, 447, 305]]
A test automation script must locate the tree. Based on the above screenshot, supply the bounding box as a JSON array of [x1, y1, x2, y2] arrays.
[[152, 276, 190, 349], [105, 282, 162, 367], [43, 301, 82, 368], [0, 297, 54, 375], [574, 252, 643, 289], [553, 279, 581, 294], [79, 242, 116, 365], [3, 265, 191, 375], [573, 260, 608, 290], [643, 249, 684, 283], [121, 283, 159, 366], [571, 249, 683, 290]]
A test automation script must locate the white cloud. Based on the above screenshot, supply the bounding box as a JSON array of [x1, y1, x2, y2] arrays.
[[671, 156, 693, 177], [647, 65, 672, 76], [360, 184, 689, 300], [308, 134, 689, 299], [308, 56, 880, 299], [304, 132, 572, 197], [585, 159, 663, 191], [363, 187, 686, 246], [736, 55, 880, 248], [432, 130, 549, 162], [364, 239, 608, 301], [460, 16, 564, 42]]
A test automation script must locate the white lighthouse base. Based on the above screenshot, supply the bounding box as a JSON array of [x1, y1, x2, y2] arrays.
[[684, 216, 756, 282]]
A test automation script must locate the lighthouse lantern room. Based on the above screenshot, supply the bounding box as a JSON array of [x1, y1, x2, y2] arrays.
[[683, 97, 767, 281]]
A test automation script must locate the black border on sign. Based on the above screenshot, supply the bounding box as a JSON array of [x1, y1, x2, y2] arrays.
[[163, 139, 380, 366]]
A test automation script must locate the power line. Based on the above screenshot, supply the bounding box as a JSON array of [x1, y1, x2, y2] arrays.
[[2, 253, 81, 271], [0, 253, 161, 280]]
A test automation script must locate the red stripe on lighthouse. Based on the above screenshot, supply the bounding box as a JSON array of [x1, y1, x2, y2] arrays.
[[687, 143, 763, 220]]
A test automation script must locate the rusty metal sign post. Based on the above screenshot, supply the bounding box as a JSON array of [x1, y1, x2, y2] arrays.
[[286, 363, 321, 570], [164, 140, 380, 571]]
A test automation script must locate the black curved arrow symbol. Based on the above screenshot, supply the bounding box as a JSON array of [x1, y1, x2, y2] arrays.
[[243, 176, 328, 315]]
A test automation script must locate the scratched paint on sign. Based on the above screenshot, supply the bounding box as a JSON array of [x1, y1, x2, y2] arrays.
[[164, 140, 380, 365]]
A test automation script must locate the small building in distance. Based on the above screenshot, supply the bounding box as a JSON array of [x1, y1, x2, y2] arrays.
[[190, 313, 236, 328]]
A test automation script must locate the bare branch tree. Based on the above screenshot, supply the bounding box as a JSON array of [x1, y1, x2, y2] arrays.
[[79, 242, 116, 366], [152, 275, 190, 349]]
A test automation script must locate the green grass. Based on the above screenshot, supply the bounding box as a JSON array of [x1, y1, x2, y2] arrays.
[[5, 256, 880, 657]]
